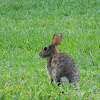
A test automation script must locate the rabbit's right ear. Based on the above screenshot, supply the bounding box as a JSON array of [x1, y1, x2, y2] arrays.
[[52, 33, 63, 45], [53, 34, 59, 45]]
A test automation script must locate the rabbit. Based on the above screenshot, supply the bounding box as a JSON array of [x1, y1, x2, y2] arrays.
[[39, 33, 80, 86]]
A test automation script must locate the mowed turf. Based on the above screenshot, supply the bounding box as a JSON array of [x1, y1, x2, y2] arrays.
[[0, 0, 100, 99]]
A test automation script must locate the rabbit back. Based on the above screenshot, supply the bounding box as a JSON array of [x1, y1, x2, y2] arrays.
[[47, 53, 79, 85]]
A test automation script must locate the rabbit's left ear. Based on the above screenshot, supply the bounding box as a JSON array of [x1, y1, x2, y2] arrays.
[[52, 33, 63, 45], [58, 33, 63, 45]]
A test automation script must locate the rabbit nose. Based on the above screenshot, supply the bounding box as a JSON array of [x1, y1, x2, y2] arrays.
[[39, 51, 42, 57], [39, 52, 41, 57]]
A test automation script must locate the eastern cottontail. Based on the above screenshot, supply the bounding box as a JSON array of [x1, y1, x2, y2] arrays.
[[39, 33, 79, 86]]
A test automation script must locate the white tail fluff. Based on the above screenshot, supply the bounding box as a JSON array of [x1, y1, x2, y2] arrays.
[[60, 76, 69, 84]]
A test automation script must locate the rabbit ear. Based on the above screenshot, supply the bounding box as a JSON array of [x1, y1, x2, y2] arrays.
[[58, 33, 63, 45], [52, 33, 63, 45], [53, 34, 59, 45]]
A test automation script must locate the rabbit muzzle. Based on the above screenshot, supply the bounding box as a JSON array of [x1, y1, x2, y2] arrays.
[[39, 51, 44, 58]]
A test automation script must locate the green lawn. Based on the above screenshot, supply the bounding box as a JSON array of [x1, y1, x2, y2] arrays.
[[0, 0, 100, 99]]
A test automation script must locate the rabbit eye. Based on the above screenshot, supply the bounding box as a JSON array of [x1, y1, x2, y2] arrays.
[[44, 47, 47, 51]]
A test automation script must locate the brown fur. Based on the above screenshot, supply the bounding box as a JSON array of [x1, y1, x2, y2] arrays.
[[39, 33, 80, 85]]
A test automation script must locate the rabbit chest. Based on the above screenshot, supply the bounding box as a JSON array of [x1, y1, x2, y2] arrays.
[[46, 57, 57, 77]]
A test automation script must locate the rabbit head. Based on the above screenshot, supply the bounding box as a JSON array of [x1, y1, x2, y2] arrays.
[[39, 33, 63, 59]]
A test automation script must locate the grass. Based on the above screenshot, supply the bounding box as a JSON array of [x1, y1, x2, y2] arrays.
[[0, 0, 100, 99]]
